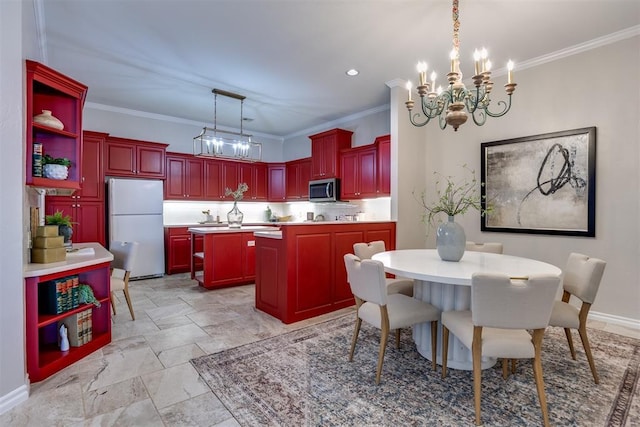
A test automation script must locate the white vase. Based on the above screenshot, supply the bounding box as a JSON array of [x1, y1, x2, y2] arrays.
[[436, 215, 466, 262], [43, 164, 69, 180], [33, 110, 64, 130]]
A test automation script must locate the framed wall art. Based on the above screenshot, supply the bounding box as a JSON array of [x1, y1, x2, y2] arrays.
[[480, 127, 596, 237]]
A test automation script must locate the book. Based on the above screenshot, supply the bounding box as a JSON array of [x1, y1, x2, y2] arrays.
[[33, 143, 43, 177], [58, 308, 92, 347]]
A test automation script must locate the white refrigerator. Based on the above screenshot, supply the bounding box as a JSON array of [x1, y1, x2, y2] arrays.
[[108, 178, 165, 279]]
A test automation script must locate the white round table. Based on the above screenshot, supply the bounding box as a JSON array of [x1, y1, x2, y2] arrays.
[[372, 249, 562, 370]]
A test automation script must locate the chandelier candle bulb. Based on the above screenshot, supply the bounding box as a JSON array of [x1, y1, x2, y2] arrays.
[[430, 72, 437, 93], [473, 49, 481, 75], [450, 50, 457, 73], [406, 81, 412, 101], [507, 60, 514, 84]]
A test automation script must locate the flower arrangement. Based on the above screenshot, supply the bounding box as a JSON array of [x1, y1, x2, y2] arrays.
[[416, 165, 490, 228], [225, 182, 249, 201]]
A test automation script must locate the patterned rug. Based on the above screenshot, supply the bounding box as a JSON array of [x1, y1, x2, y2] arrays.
[[191, 315, 640, 426]]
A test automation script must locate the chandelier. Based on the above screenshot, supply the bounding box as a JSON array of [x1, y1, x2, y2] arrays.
[[193, 89, 262, 161], [405, 0, 517, 131]]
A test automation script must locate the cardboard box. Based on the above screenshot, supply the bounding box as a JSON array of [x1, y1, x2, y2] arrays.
[[36, 225, 60, 237], [33, 236, 64, 248], [31, 247, 66, 263]]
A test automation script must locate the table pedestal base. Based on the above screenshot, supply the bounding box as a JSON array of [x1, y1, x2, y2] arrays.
[[413, 280, 496, 371]]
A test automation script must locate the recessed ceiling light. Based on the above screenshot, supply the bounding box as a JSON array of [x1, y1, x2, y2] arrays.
[[345, 69, 359, 76]]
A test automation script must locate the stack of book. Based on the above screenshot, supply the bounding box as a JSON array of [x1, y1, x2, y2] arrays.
[[38, 275, 80, 315], [58, 309, 93, 347]]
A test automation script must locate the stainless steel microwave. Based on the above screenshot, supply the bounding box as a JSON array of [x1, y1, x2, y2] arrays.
[[309, 178, 339, 202]]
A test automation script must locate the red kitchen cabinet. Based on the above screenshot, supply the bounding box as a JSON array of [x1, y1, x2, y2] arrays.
[[340, 144, 378, 200], [191, 230, 259, 289], [286, 158, 312, 200], [78, 131, 107, 201], [104, 137, 167, 178], [25, 60, 87, 192], [240, 162, 268, 201], [204, 159, 242, 200], [309, 128, 353, 179], [165, 227, 203, 274], [377, 134, 391, 196], [45, 199, 105, 246], [165, 153, 204, 200], [268, 164, 286, 201]]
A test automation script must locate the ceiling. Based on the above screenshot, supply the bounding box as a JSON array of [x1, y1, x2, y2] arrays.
[[33, 0, 639, 139]]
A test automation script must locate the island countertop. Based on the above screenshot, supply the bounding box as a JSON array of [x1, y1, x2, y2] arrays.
[[24, 242, 113, 278]]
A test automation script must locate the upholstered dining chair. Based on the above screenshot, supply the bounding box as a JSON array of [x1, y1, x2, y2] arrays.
[[343, 254, 440, 384], [109, 241, 139, 320], [441, 273, 560, 427], [353, 241, 413, 296], [465, 241, 504, 254], [548, 252, 606, 384]]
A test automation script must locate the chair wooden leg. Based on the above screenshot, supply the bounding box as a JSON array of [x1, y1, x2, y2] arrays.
[[532, 329, 550, 427], [442, 325, 450, 379], [122, 288, 135, 320], [349, 317, 362, 362], [511, 359, 517, 374], [376, 316, 390, 385], [472, 326, 483, 426], [430, 320, 438, 371], [110, 291, 117, 316], [564, 328, 577, 360], [578, 325, 599, 384], [502, 359, 509, 379], [395, 329, 401, 349]]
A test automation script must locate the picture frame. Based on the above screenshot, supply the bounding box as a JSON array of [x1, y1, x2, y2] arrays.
[[480, 127, 596, 237]]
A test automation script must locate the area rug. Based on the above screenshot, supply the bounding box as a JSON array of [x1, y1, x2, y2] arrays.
[[191, 315, 639, 426]]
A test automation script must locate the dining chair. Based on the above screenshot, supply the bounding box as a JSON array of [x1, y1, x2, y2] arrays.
[[465, 241, 503, 254], [343, 254, 440, 384], [109, 241, 139, 320], [441, 273, 560, 427], [353, 241, 413, 296], [548, 252, 606, 384]]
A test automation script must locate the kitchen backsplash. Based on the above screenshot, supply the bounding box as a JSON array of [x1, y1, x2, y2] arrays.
[[163, 198, 391, 225]]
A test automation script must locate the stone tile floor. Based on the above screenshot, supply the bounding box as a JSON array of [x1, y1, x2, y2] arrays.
[[2, 273, 638, 426]]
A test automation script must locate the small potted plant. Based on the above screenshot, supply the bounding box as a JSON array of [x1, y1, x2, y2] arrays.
[[42, 154, 71, 180], [45, 210, 74, 246]]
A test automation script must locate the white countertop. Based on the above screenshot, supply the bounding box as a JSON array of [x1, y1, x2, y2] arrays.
[[188, 226, 281, 234], [24, 242, 114, 278]]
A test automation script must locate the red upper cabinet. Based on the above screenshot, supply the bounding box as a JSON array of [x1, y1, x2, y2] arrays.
[[309, 128, 353, 179], [239, 162, 268, 201], [165, 153, 204, 200], [104, 137, 167, 178], [268, 164, 286, 201], [376, 134, 391, 196], [26, 60, 88, 192], [340, 145, 378, 200], [79, 131, 107, 201], [286, 158, 312, 200]]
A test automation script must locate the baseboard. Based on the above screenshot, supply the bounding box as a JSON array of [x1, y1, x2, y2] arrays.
[[0, 383, 29, 415], [589, 310, 640, 331]]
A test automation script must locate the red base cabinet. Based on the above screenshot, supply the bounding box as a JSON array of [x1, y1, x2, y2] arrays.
[[190, 230, 257, 289], [255, 222, 396, 324], [165, 227, 203, 274], [25, 254, 112, 383]]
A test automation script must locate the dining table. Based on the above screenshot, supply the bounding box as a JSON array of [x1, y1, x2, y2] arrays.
[[371, 249, 562, 370]]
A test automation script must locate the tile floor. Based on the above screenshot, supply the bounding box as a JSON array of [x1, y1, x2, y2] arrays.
[[2, 273, 638, 426]]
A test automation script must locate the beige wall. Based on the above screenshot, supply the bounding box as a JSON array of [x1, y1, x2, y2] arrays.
[[393, 36, 640, 322]]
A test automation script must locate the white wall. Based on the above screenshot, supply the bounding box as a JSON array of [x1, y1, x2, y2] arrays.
[[394, 36, 640, 322], [0, 0, 29, 413]]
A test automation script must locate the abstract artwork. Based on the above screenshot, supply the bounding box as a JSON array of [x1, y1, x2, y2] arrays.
[[480, 127, 596, 236]]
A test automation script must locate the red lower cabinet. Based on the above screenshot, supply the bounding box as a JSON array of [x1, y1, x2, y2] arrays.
[[255, 222, 396, 323], [165, 227, 203, 274]]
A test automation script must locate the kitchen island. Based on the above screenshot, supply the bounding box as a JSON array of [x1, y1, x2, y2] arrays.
[[254, 221, 397, 323], [189, 226, 279, 289]]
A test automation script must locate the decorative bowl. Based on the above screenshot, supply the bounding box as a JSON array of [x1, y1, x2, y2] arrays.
[[33, 110, 64, 130], [43, 164, 69, 180]]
